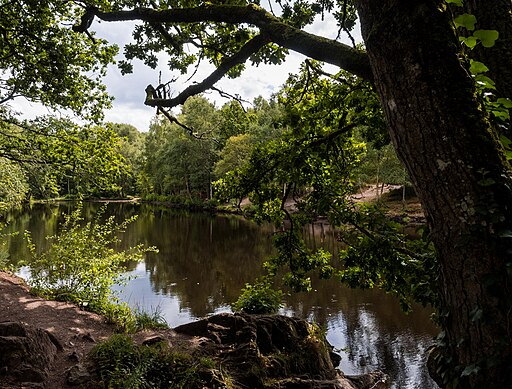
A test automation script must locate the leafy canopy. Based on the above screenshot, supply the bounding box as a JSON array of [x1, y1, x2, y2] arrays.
[[0, 0, 117, 120]]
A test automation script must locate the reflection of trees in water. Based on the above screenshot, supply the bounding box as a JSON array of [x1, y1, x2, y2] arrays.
[[6, 203, 439, 388], [340, 308, 437, 388], [5, 203, 68, 263], [124, 207, 275, 317], [283, 277, 439, 389]]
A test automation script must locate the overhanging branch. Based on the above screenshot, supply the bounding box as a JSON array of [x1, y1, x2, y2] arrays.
[[90, 4, 373, 82], [144, 34, 270, 108]]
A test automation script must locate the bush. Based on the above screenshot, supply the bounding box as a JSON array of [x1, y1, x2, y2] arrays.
[[232, 278, 283, 314], [91, 334, 208, 388], [25, 203, 157, 329]]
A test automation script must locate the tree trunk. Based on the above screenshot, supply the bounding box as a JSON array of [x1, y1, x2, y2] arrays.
[[355, 1, 512, 387]]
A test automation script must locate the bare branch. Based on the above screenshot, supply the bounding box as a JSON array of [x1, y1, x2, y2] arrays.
[[145, 34, 269, 108], [209, 86, 250, 110], [0, 88, 18, 105], [156, 107, 220, 144]]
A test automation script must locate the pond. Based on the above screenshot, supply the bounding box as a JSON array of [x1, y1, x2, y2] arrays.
[[2, 202, 439, 389]]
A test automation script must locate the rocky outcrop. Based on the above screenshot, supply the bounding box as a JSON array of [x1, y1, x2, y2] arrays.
[[174, 313, 388, 389], [0, 321, 62, 386], [0, 314, 389, 389]]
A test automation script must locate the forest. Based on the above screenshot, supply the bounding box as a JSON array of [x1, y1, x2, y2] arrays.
[[0, 88, 406, 206], [1, 0, 512, 388]]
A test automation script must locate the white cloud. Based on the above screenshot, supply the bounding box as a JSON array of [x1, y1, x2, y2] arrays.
[[104, 101, 156, 130]]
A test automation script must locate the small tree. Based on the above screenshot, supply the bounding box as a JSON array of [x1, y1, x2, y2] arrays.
[[26, 204, 157, 327]]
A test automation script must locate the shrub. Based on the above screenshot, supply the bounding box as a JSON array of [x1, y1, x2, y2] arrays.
[[25, 203, 157, 329], [232, 278, 283, 314], [134, 305, 168, 330]]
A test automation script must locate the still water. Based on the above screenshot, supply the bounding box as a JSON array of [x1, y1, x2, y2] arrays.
[[3, 202, 439, 388]]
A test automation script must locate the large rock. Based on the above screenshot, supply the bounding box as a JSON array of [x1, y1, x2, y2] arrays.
[[175, 313, 388, 389], [0, 321, 62, 384]]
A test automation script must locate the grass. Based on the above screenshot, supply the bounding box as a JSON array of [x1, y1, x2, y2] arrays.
[[133, 305, 169, 330], [90, 334, 210, 389]]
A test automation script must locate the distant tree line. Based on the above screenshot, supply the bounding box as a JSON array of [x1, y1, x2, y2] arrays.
[[0, 78, 409, 208]]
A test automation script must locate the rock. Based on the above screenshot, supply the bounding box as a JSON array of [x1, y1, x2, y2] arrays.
[[68, 351, 81, 362], [142, 335, 165, 346], [66, 363, 93, 386], [0, 321, 60, 384], [345, 371, 389, 389], [175, 313, 388, 389], [329, 350, 342, 367]]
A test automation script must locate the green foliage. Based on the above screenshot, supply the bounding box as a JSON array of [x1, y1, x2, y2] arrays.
[[454, 14, 477, 31], [214, 133, 255, 178], [449, 9, 511, 127], [446, 0, 463, 6], [91, 334, 207, 388], [133, 305, 169, 330], [472, 30, 499, 48], [143, 95, 283, 202], [0, 1, 116, 120], [0, 158, 29, 207], [0, 115, 130, 200], [216, 62, 437, 310], [232, 277, 283, 314], [354, 142, 411, 193], [335, 203, 438, 311], [25, 203, 157, 328], [452, 8, 500, 50], [143, 97, 219, 199], [110, 123, 147, 197], [51, 122, 129, 198]]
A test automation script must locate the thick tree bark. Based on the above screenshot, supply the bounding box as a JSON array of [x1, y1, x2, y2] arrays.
[[355, 1, 512, 387]]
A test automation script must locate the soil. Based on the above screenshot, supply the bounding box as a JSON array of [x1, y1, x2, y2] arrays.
[[0, 271, 196, 388], [0, 271, 113, 387], [353, 184, 423, 216]]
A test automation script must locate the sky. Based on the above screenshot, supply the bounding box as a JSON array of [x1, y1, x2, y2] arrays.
[[11, 7, 360, 132]]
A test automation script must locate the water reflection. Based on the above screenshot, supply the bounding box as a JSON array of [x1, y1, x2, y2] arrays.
[[3, 202, 438, 388]]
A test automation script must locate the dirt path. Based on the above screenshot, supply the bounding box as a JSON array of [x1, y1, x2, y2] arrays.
[[0, 271, 202, 388], [0, 271, 118, 387]]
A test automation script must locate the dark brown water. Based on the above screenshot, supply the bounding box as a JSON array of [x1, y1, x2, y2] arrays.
[[3, 202, 439, 388]]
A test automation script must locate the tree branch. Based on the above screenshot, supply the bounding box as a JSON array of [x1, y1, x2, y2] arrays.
[[92, 4, 373, 82], [145, 34, 270, 108]]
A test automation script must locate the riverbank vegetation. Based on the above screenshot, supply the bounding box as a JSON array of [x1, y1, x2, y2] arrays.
[[0, 90, 407, 209], [23, 203, 159, 332]]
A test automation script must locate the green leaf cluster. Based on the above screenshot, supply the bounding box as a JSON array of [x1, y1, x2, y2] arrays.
[[0, 157, 29, 207], [0, 0, 117, 120], [0, 114, 131, 200], [25, 203, 157, 328], [91, 334, 208, 388], [232, 277, 283, 314]]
